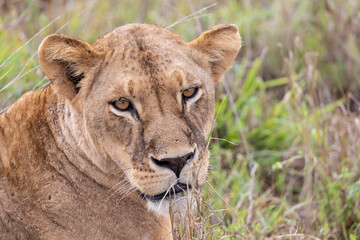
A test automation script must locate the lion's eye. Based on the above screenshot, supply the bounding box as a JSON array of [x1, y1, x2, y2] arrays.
[[182, 87, 198, 100], [112, 98, 133, 111]]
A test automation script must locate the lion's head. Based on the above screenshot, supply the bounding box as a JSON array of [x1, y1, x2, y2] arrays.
[[38, 23, 241, 216]]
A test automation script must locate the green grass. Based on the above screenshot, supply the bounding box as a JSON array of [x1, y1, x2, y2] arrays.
[[1, 0, 359, 239]]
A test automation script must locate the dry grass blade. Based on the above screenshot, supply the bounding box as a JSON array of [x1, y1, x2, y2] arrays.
[[54, 8, 90, 34], [0, 16, 61, 69], [205, 180, 254, 238], [31, 77, 48, 90], [166, 2, 217, 29], [0, 66, 14, 82], [170, 13, 212, 28], [222, 77, 253, 165], [207, 94, 228, 148], [185, 0, 204, 33], [210, 137, 239, 145], [0, 65, 39, 93], [246, 164, 258, 225]]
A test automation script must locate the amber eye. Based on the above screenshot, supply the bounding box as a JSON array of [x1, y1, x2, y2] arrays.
[[112, 98, 133, 111], [182, 87, 198, 99]]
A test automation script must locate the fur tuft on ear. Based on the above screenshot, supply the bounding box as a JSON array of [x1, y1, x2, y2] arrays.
[[189, 24, 241, 82], [38, 34, 103, 99]]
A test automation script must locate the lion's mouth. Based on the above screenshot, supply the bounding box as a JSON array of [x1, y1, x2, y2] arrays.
[[140, 183, 191, 201]]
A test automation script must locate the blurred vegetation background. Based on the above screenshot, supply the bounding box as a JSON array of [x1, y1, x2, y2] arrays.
[[1, 0, 359, 239]]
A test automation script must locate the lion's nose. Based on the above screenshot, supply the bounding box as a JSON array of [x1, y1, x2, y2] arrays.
[[151, 151, 195, 178]]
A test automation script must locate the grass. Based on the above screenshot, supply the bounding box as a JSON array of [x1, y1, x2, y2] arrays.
[[1, 0, 359, 239]]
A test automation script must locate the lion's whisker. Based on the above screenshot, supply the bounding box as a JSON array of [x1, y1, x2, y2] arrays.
[[106, 179, 134, 202], [107, 177, 129, 193], [115, 187, 137, 204], [156, 177, 186, 214]]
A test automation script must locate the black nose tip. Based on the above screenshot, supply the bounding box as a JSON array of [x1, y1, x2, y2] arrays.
[[151, 151, 195, 177]]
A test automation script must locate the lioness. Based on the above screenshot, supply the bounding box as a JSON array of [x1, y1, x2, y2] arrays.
[[0, 23, 241, 239]]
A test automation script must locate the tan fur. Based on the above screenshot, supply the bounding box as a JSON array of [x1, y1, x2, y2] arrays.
[[0, 23, 241, 239]]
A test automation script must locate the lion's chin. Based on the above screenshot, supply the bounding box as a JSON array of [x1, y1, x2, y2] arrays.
[[146, 191, 197, 217]]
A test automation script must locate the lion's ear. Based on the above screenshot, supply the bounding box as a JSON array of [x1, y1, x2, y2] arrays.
[[38, 34, 103, 99], [189, 24, 241, 82]]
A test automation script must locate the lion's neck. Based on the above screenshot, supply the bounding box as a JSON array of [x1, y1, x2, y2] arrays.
[[44, 86, 125, 189]]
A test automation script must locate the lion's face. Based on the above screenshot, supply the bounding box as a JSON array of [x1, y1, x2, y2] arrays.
[[38, 24, 241, 215]]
